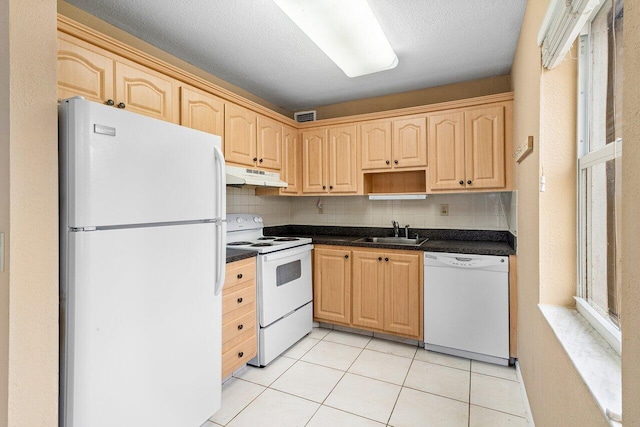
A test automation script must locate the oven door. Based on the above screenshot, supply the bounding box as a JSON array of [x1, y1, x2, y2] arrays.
[[257, 244, 313, 328]]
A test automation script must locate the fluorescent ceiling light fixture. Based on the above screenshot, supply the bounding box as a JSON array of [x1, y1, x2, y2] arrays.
[[368, 194, 427, 201], [273, 0, 398, 77]]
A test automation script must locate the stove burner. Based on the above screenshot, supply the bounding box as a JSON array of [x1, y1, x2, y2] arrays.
[[274, 237, 300, 242], [251, 243, 274, 247], [228, 241, 252, 246], [258, 237, 276, 240]]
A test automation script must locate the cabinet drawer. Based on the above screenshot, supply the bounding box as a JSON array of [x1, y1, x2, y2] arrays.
[[222, 324, 256, 354], [225, 260, 256, 290], [222, 335, 257, 378], [223, 286, 256, 316], [222, 309, 257, 347]]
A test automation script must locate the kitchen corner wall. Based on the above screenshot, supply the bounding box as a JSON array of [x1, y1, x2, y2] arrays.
[[227, 187, 517, 232]]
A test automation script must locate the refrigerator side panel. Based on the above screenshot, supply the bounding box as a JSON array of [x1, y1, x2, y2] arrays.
[[62, 223, 221, 427], [62, 98, 222, 228]]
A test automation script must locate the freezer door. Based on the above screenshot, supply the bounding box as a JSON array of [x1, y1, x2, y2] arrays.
[[59, 98, 223, 228], [60, 223, 221, 427]]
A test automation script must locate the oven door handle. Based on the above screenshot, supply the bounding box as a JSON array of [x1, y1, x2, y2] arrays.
[[261, 244, 314, 262]]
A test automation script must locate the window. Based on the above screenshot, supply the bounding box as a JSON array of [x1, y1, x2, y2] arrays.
[[577, 0, 623, 350]]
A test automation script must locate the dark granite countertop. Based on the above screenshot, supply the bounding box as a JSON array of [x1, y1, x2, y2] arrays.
[[226, 248, 257, 264], [264, 225, 516, 256]]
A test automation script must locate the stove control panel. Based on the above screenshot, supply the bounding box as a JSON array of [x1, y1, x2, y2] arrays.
[[227, 214, 264, 232]]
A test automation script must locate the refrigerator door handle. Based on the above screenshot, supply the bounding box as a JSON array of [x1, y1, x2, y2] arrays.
[[214, 145, 226, 296]]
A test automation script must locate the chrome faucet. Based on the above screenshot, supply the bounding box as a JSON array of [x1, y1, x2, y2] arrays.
[[392, 220, 399, 237], [405, 225, 410, 239]]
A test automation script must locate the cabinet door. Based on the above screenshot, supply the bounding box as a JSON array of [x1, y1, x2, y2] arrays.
[[352, 251, 385, 330], [115, 60, 178, 123], [180, 85, 224, 137], [360, 121, 392, 170], [464, 105, 506, 189], [384, 252, 421, 338], [225, 103, 257, 167], [392, 116, 427, 168], [428, 111, 466, 191], [57, 34, 114, 104], [281, 125, 300, 194], [302, 129, 328, 193], [256, 116, 282, 170], [328, 125, 358, 193], [313, 248, 351, 325]]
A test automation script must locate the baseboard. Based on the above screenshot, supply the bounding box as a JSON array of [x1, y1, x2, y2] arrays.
[[515, 361, 535, 426]]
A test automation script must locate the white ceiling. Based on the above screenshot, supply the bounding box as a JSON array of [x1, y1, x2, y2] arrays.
[[66, 0, 527, 112]]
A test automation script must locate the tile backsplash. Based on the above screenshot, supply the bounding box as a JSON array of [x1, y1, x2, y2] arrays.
[[227, 187, 518, 233]]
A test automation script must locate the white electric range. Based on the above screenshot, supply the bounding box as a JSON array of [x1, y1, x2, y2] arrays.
[[226, 214, 313, 367]]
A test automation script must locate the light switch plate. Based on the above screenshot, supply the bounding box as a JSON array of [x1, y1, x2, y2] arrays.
[[0, 232, 4, 272]]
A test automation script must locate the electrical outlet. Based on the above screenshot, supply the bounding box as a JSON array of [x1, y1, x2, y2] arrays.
[[440, 204, 449, 216]]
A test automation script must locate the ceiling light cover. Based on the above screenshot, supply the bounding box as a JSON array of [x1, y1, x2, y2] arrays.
[[273, 0, 398, 77]]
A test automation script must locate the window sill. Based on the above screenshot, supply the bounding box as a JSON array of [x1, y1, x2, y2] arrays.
[[538, 304, 621, 426]]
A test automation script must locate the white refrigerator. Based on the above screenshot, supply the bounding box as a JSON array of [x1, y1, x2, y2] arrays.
[[59, 97, 226, 427]]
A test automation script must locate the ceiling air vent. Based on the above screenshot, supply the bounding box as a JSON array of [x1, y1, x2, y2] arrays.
[[294, 110, 317, 123]]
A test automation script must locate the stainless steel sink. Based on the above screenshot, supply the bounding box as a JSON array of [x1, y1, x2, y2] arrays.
[[355, 236, 429, 246]]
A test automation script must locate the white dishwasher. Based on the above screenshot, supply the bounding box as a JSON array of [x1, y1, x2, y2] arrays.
[[424, 252, 510, 366]]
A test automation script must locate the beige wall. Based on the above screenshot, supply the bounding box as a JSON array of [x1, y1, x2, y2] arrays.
[[511, 0, 609, 426], [622, 0, 640, 423], [56, 0, 293, 118], [3, 0, 59, 426], [0, 0, 9, 423], [313, 75, 511, 120]]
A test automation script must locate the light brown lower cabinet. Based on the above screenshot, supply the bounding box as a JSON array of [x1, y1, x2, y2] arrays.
[[222, 257, 257, 378], [314, 245, 423, 340], [313, 247, 351, 325]]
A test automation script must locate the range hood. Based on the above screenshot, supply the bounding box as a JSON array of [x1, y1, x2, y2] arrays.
[[226, 165, 288, 188]]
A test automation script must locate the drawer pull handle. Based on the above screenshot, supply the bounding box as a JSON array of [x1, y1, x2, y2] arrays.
[[238, 351, 244, 358], [117, 102, 126, 109], [237, 297, 243, 303], [237, 273, 243, 279], [238, 324, 244, 330], [385, 257, 389, 262], [378, 257, 382, 261]]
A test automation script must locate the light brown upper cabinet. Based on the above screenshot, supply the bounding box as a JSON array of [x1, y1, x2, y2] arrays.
[[57, 33, 179, 123], [256, 116, 283, 170], [281, 125, 301, 194], [180, 85, 225, 137], [302, 126, 359, 194], [428, 104, 507, 191], [224, 103, 258, 167], [57, 33, 114, 104], [114, 59, 179, 123], [360, 116, 427, 171], [225, 103, 282, 170]]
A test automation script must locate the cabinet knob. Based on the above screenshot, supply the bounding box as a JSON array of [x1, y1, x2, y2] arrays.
[[322, 186, 326, 190], [237, 273, 243, 279], [237, 297, 243, 303], [394, 160, 399, 164], [459, 180, 464, 185], [467, 180, 472, 185], [105, 99, 115, 106], [386, 160, 390, 165], [259, 159, 263, 163], [238, 352, 244, 358], [238, 324, 244, 330], [117, 102, 126, 109], [253, 157, 258, 162], [329, 185, 333, 190], [378, 257, 382, 261], [344, 254, 349, 259], [385, 257, 389, 261]]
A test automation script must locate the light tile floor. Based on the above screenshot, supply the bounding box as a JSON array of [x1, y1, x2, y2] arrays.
[[205, 327, 530, 427]]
